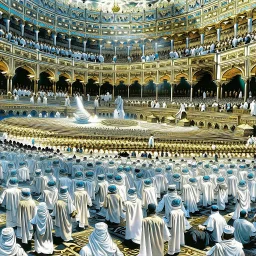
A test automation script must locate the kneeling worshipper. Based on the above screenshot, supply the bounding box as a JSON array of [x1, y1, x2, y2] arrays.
[[198, 205, 227, 244], [138, 203, 170, 256], [30, 202, 54, 254], [214, 177, 228, 210], [232, 180, 251, 220], [206, 225, 245, 256], [79, 222, 124, 256], [104, 185, 124, 225], [167, 198, 189, 256], [16, 188, 37, 244], [74, 181, 92, 229], [124, 188, 143, 247], [0, 227, 27, 256], [234, 210, 256, 248], [0, 177, 21, 227], [51, 186, 77, 241]]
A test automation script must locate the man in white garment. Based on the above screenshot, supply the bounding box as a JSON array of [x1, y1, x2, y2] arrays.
[[0, 227, 27, 256], [30, 169, 43, 195], [18, 161, 30, 182], [167, 198, 186, 256], [16, 188, 37, 244], [51, 186, 76, 241], [206, 225, 245, 256], [39, 180, 58, 211], [58, 169, 72, 193], [201, 175, 214, 207], [199, 205, 227, 244], [79, 222, 123, 256], [41, 168, 56, 191], [234, 210, 256, 248], [138, 203, 170, 256], [214, 176, 228, 210], [30, 202, 53, 254], [250, 100, 256, 116], [104, 185, 124, 225], [233, 180, 251, 220], [153, 167, 168, 198], [74, 181, 92, 229], [227, 169, 238, 197], [95, 174, 108, 217], [0, 178, 21, 227], [114, 174, 127, 202], [247, 173, 256, 202], [148, 135, 154, 148], [124, 188, 143, 247], [84, 171, 96, 201]]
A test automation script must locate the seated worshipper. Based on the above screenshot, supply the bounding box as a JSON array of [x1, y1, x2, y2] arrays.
[[206, 225, 245, 256], [124, 188, 143, 248], [74, 181, 92, 229], [18, 162, 30, 182], [157, 185, 189, 222], [201, 175, 214, 207], [104, 185, 124, 225], [232, 180, 251, 220], [39, 180, 58, 211], [30, 202, 53, 254], [51, 186, 77, 241], [79, 222, 124, 256], [198, 205, 227, 244], [16, 188, 37, 244], [142, 179, 158, 217], [167, 199, 188, 256], [214, 177, 228, 210], [0, 227, 27, 256], [138, 203, 170, 256], [30, 169, 43, 195], [0, 177, 21, 227], [234, 210, 256, 248], [94, 174, 108, 217]]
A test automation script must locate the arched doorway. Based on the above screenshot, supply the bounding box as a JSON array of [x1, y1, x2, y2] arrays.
[[158, 80, 171, 97], [72, 80, 84, 95], [101, 82, 113, 95], [115, 81, 127, 98], [193, 71, 216, 97], [13, 67, 34, 91], [38, 72, 53, 92], [130, 81, 141, 97], [223, 75, 245, 98], [173, 77, 190, 97], [56, 76, 69, 93], [144, 81, 156, 97], [0, 72, 7, 94], [86, 79, 99, 96]]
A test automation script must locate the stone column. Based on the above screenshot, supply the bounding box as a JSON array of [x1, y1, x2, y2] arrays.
[[142, 44, 145, 56], [234, 22, 238, 38], [141, 85, 143, 99], [35, 30, 39, 42], [20, 24, 25, 36], [100, 45, 102, 55], [155, 42, 158, 54], [170, 84, 173, 102], [5, 19, 10, 33], [186, 37, 189, 48], [156, 83, 158, 101], [200, 33, 204, 45], [170, 39, 174, 51], [6, 76, 9, 92], [83, 40, 87, 52], [34, 79, 38, 93], [53, 34, 57, 46], [9, 76, 13, 92], [114, 46, 117, 55], [248, 18, 253, 33], [244, 82, 247, 103], [216, 83, 219, 102], [190, 84, 193, 102], [127, 85, 130, 99], [67, 38, 71, 49]]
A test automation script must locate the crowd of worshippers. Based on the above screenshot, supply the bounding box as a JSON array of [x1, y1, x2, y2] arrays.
[[0, 144, 256, 255]]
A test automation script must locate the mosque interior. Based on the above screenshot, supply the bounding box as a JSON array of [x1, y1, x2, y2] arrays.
[[0, 0, 255, 255]]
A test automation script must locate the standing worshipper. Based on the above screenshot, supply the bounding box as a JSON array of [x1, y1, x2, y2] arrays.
[[0, 227, 27, 256], [79, 222, 124, 256], [247, 173, 256, 202], [57, 169, 72, 193], [214, 176, 228, 210], [104, 185, 124, 225], [39, 180, 58, 211], [233, 180, 251, 220], [51, 186, 76, 241], [227, 169, 238, 197], [0, 178, 21, 227], [234, 210, 256, 248], [18, 162, 30, 182], [41, 168, 56, 191], [154, 167, 168, 198], [30, 169, 43, 195], [74, 181, 92, 229], [167, 199, 187, 256], [148, 135, 154, 148], [30, 202, 54, 254], [124, 188, 143, 247], [114, 175, 127, 202], [201, 175, 214, 207], [94, 174, 108, 216], [206, 225, 245, 256], [138, 203, 170, 256], [16, 188, 37, 244], [84, 171, 96, 201]]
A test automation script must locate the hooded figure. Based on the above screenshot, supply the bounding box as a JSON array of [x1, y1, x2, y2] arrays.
[[79, 222, 123, 256], [0, 227, 27, 256], [30, 202, 53, 254]]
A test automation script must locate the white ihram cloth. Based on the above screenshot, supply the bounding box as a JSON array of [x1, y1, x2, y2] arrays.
[[16, 195, 37, 244], [95, 180, 108, 216], [182, 184, 199, 213], [124, 194, 143, 243], [232, 187, 251, 220], [51, 191, 76, 241], [153, 174, 168, 198], [84, 180, 96, 200], [203, 211, 227, 243], [30, 175, 43, 195], [206, 238, 244, 256], [234, 218, 256, 244], [79, 222, 123, 256], [167, 207, 186, 255], [142, 186, 158, 213], [0, 227, 27, 256], [201, 181, 214, 206], [39, 186, 58, 210], [104, 193, 123, 224], [41, 174, 56, 191], [134, 178, 144, 199], [18, 167, 30, 181], [227, 175, 238, 197], [74, 188, 92, 228], [138, 214, 170, 256], [30, 202, 53, 254], [0, 187, 21, 227], [115, 182, 127, 202], [215, 183, 228, 210], [248, 179, 256, 201]]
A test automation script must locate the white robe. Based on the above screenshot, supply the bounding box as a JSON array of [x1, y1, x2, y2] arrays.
[[40, 187, 58, 210], [0, 187, 21, 227], [153, 174, 168, 198], [18, 167, 30, 181], [104, 193, 123, 224], [215, 183, 228, 210], [234, 218, 256, 244], [148, 136, 154, 147], [142, 187, 158, 212], [74, 189, 92, 228], [94, 181, 108, 211], [168, 208, 186, 255], [201, 181, 214, 206], [227, 175, 238, 197], [248, 180, 256, 201], [182, 184, 199, 213], [206, 239, 244, 256], [203, 212, 227, 243], [233, 188, 251, 220], [138, 215, 170, 256], [84, 180, 96, 201], [124, 196, 143, 243], [16, 198, 37, 244]]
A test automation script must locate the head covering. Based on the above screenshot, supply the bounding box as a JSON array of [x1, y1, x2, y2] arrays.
[[247, 173, 254, 180], [35, 169, 42, 176], [168, 185, 176, 192], [60, 186, 68, 194], [117, 166, 123, 172], [189, 178, 197, 183], [238, 180, 247, 189], [147, 203, 156, 213], [106, 173, 114, 182], [30, 202, 49, 236], [45, 168, 52, 174], [144, 179, 152, 187], [76, 181, 85, 189], [155, 167, 162, 173], [203, 175, 210, 181], [171, 198, 181, 208], [85, 171, 94, 180], [59, 169, 67, 176], [172, 173, 181, 182], [8, 178, 18, 188], [47, 180, 56, 187], [211, 205, 219, 212], [182, 168, 189, 174], [127, 188, 137, 202], [240, 209, 247, 218], [217, 177, 225, 184], [223, 225, 235, 234], [75, 171, 83, 179], [97, 174, 105, 181], [21, 188, 31, 200], [108, 185, 117, 193], [136, 173, 143, 179], [0, 228, 19, 256], [114, 175, 123, 184]]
